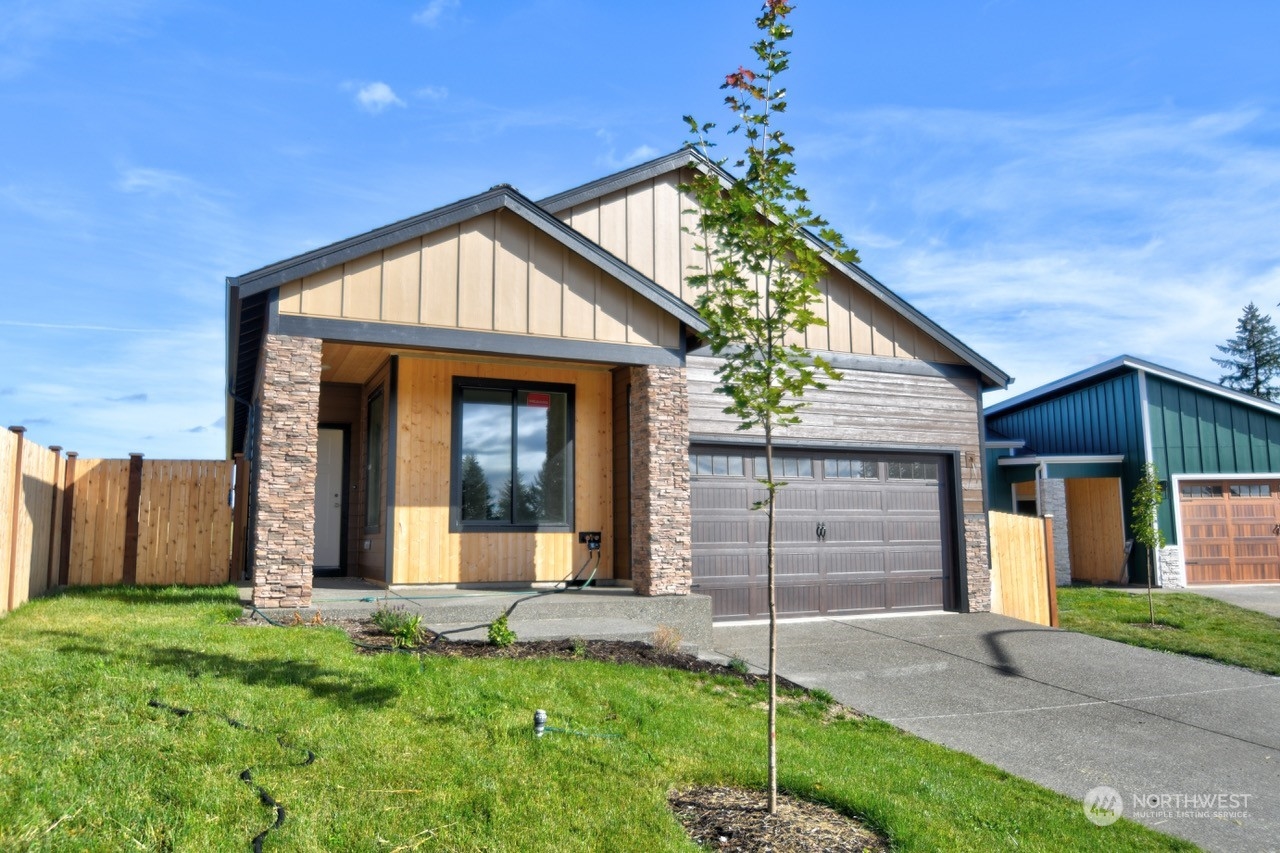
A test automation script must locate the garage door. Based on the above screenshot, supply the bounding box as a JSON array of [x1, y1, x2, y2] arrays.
[[690, 447, 951, 620], [1179, 479, 1280, 583]]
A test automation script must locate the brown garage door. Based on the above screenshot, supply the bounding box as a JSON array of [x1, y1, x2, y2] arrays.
[[1180, 479, 1280, 583], [690, 447, 951, 620]]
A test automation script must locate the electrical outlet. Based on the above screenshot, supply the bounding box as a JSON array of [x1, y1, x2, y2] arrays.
[[578, 531, 602, 551]]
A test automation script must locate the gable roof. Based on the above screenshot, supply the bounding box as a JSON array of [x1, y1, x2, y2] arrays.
[[984, 354, 1280, 418], [229, 183, 706, 331], [540, 147, 1011, 390]]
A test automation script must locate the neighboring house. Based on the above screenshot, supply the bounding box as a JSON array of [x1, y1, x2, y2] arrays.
[[226, 148, 1010, 619], [986, 355, 1280, 588]]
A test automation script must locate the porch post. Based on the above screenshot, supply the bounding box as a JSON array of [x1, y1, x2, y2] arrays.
[[628, 365, 692, 596], [251, 333, 321, 608]]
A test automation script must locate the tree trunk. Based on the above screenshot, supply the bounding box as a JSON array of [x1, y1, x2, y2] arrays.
[[765, 424, 778, 815], [1147, 549, 1156, 627]]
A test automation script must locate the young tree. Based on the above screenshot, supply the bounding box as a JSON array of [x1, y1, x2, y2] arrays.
[[1212, 302, 1280, 400], [682, 0, 858, 814], [1131, 463, 1166, 627]]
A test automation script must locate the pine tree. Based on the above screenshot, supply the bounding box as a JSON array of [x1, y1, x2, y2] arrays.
[[1212, 302, 1280, 400]]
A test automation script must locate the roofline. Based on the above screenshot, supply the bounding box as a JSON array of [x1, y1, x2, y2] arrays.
[[997, 454, 1125, 467], [230, 185, 707, 332], [541, 146, 1011, 390], [984, 354, 1280, 418], [985, 439, 1026, 449]]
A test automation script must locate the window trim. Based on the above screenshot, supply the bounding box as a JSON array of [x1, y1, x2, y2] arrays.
[[449, 377, 576, 533]]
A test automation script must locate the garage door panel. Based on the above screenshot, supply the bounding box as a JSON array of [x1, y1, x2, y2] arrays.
[[1179, 478, 1280, 584], [691, 446, 951, 619]]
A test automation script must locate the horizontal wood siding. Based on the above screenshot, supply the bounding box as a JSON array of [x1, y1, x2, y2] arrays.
[[689, 355, 985, 514], [277, 209, 680, 350], [560, 167, 962, 364], [393, 355, 613, 584]]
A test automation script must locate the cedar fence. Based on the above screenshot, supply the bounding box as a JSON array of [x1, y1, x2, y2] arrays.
[[988, 510, 1058, 627], [1, 426, 248, 616]]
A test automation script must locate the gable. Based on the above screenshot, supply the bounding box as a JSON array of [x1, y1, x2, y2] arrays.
[[543, 151, 1009, 383], [275, 207, 682, 350]]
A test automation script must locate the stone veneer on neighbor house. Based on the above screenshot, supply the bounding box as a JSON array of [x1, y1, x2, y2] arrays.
[[1036, 478, 1073, 586], [629, 365, 692, 596], [251, 333, 322, 608]]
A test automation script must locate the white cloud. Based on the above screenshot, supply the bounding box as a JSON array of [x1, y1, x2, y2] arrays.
[[412, 0, 459, 28], [353, 81, 405, 114], [594, 130, 660, 170]]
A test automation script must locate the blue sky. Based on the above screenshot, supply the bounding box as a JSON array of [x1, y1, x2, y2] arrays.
[[3, 1, 1279, 458]]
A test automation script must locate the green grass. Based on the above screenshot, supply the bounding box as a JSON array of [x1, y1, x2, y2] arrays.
[[1058, 586, 1280, 675], [0, 587, 1193, 851]]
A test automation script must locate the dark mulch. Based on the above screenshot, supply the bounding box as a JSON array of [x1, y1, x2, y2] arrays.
[[669, 786, 889, 852]]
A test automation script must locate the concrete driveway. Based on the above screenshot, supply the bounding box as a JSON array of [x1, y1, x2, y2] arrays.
[[714, 613, 1280, 853], [1187, 584, 1280, 618]]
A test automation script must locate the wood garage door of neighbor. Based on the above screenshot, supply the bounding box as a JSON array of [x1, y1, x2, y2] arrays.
[[690, 447, 953, 620], [1179, 479, 1280, 583]]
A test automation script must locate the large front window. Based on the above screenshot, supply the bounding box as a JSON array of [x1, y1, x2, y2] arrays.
[[452, 379, 573, 530]]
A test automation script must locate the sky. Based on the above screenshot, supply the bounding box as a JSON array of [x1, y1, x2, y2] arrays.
[[2, 0, 1279, 458]]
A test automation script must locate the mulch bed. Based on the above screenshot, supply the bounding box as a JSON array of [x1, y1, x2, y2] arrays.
[[242, 612, 888, 851]]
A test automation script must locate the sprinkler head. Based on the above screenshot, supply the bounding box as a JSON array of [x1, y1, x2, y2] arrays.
[[534, 709, 547, 737]]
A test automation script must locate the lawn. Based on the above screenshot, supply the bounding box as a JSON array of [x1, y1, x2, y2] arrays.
[[1057, 586, 1280, 675], [0, 587, 1193, 852]]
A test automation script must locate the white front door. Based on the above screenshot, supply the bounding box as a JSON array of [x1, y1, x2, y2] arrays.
[[314, 428, 344, 570]]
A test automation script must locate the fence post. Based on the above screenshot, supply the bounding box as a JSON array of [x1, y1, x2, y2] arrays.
[[121, 453, 144, 585], [45, 447, 63, 591], [57, 453, 77, 586], [7, 426, 26, 612], [1043, 513, 1059, 628]]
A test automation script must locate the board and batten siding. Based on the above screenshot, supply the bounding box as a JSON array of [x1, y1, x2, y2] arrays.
[[276, 208, 680, 350], [558, 167, 961, 364], [688, 355, 986, 515], [391, 355, 613, 585]]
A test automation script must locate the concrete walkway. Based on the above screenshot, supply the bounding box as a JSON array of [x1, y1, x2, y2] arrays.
[[714, 613, 1280, 853], [1185, 584, 1280, 619]]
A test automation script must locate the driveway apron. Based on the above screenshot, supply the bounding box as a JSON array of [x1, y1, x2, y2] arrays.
[[714, 613, 1280, 853]]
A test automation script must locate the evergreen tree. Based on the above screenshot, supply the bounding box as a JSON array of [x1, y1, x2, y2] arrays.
[[1212, 302, 1280, 400], [460, 454, 495, 521]]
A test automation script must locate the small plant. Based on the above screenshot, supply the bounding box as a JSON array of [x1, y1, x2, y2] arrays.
[[372, 604, 424, 648], [570, 636, 588, 658], [309, 609, 325, 626], [728, 657, 750, 675], [651, 624, 683, 655], [488, 614, 517, 648]]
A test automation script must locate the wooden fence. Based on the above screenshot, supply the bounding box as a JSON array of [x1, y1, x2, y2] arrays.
[[988, 510, 1058, 627], [1, 426, 245, 616]]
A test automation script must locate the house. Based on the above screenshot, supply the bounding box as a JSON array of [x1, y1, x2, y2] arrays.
[[226, 148, 1010, 619], [985, 355, 1280, 588]]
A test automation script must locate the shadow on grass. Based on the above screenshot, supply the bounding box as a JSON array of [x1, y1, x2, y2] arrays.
[[51, 638, 400, 709]]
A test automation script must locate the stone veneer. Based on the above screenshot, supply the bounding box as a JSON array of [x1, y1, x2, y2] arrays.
[[629, 365, 692, 596], [1157, 545, 1186, 589], [251, 333, 321, 608], [964, 513, 992, 612], [1037, 478, 1073, 585]]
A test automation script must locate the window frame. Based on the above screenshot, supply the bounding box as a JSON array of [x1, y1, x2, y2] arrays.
[[449, 376, 576, 533], [364, 389, 385, 532]]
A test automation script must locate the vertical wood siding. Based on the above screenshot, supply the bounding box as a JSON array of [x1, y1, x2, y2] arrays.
[[392, 355, 613, 584], [1, 432, 63, 614], [135, 460, 234, 585], [558, 167, 960, 364], [988, 511, 1053, 626], [1064, 478, 1126, 582], [276, 209, 680, 350]]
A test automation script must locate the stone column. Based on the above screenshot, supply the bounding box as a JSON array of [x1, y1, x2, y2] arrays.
[[251, 334, 321, 608], [964, 513, 992, 612], [1036, 478, 1072, 585], [629, 365, 692, 596]]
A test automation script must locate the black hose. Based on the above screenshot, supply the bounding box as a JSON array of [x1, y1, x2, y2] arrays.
[[148, 699, 315, 851]]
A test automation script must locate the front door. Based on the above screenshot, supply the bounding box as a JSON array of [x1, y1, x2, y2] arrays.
[[315, 427, 345, 573]]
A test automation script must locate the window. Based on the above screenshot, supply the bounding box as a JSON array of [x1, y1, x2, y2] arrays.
[[1230, 484, 1271, 498], [887, 460, 939, 481], [690, 453, 746, 477], [365, 390, 384, 530], [453, 379, 573, 530], [823, 457, 878, 479], [1180, 484, 1222, 499], [754, 456, 813, 478]]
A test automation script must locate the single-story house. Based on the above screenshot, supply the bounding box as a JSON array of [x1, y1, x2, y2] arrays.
[[226, 148, 1010, 619], [985, 355, 1280, 587]]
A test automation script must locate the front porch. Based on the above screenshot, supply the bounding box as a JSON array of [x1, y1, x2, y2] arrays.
[[239, 577, 714, 649]]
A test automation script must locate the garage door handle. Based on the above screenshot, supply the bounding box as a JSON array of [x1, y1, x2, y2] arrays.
[[816, 522, 827, 542]]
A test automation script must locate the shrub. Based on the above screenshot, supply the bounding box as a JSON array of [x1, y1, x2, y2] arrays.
[[488, 614, 517, 648], [651, 624, 683, 655], [371, 604, 424, 648]]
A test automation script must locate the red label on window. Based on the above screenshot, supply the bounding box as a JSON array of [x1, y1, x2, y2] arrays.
[[525, 392, 551, 408]]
